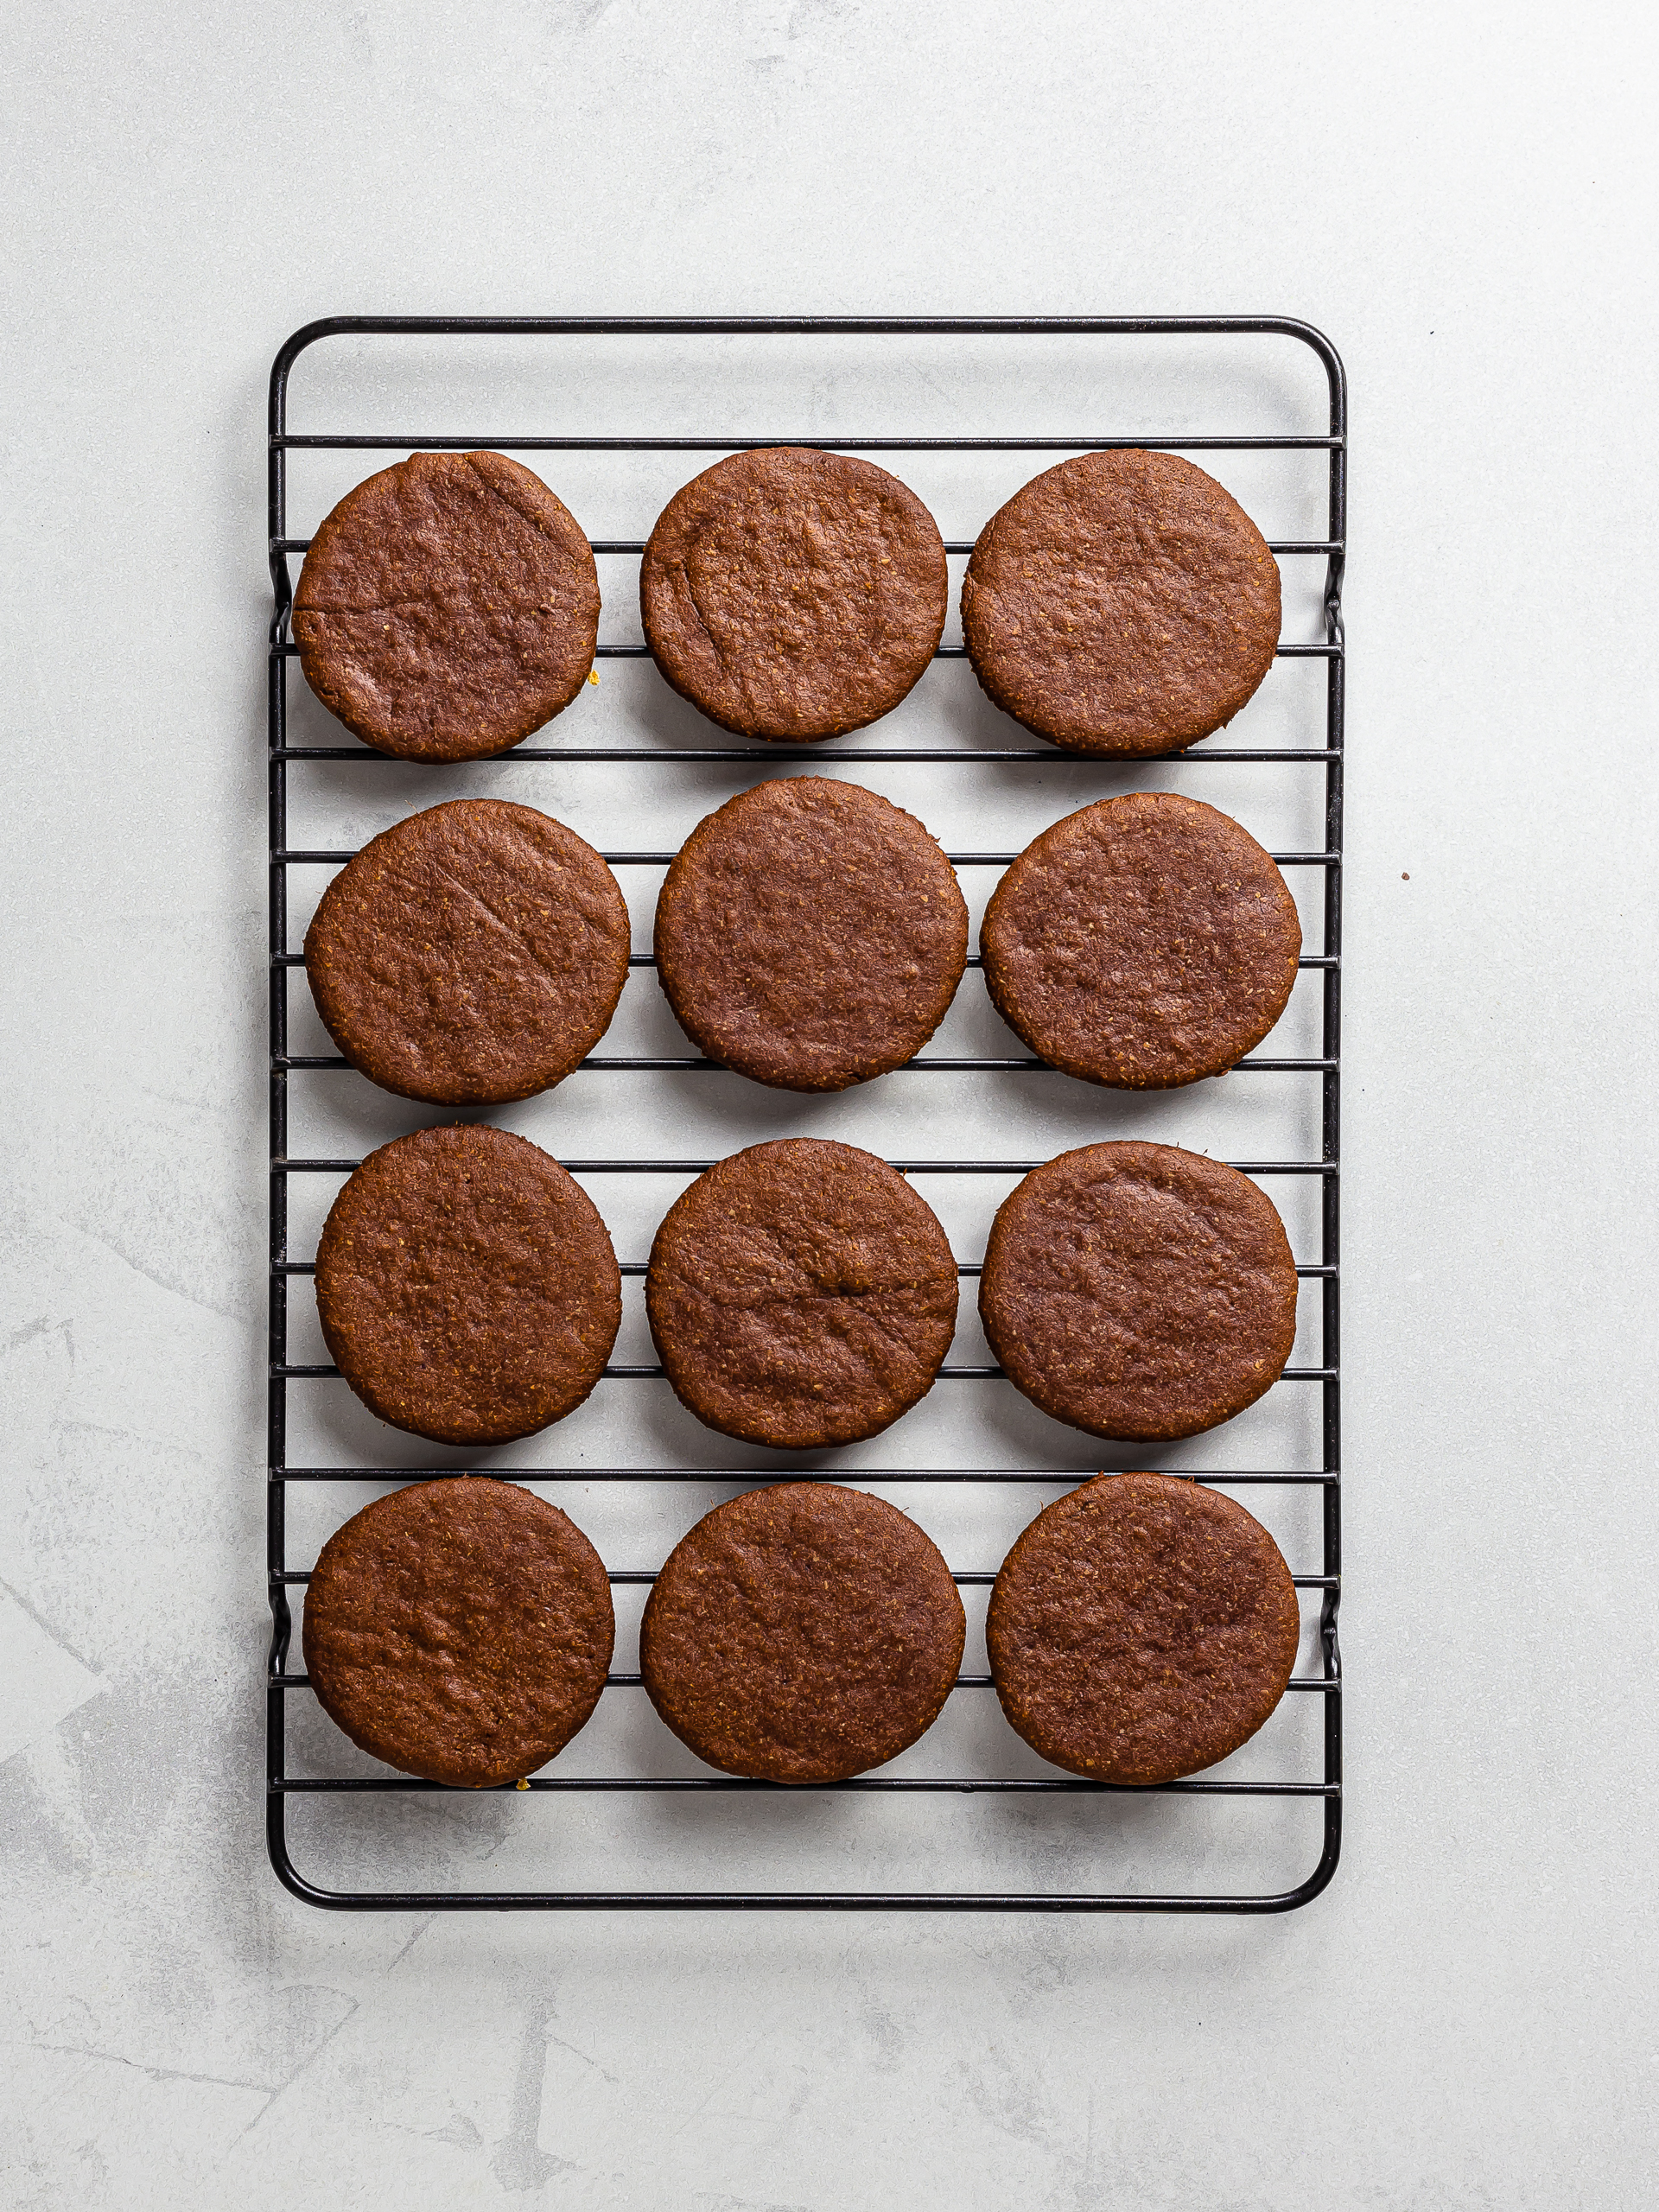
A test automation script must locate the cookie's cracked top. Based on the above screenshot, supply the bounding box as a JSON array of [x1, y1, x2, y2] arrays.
[[645, 1137, 959, 1449], [293, 450, 600, 761], [640, 448, 947, 741], [978, 1141, 1298, 1442], [981, 793, 1300, 1089], [640, 1482, 965, 1783], [302, 1478, 614, 1789], [988, 1473, 1300, 1785], [315, 1124, 621, 1447], [654, 777, 967, 1091], [304, 799, 629, 1105], [961, 449, 1281, 755]]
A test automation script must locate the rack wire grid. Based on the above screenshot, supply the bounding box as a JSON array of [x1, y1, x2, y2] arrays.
[[266, 315, 1345, 1914]]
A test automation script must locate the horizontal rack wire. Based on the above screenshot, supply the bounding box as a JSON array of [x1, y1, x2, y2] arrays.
[[272, 1670, 1338, 1694], [268, 315, 1344, 1915], [276, 641, 1339, 660], [275, 430, 1341, 452], [270, 1265, 1338, 1279], [275, 1366, 1338, 1382], [276, 537, 1341, 556], [288, 1069, 1331, 1081], [273, 1465, 1341, 1485], [273, 747, 1338, 762]]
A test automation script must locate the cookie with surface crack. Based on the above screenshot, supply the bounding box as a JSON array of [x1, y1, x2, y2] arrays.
[[315, 1124, 621, 1446], [304, 799, 629, 1104], [980, 793, 1301, 1087], [978, 1141, 1298, 1441], [303, 1477, 614, 1787], [640, 1482, 964, 1782], [961, 449, 1281, 755], [645, 1138, 959, 1448], [293, 450, 600, 761], [653, 777, 966, 1090], [987, 1473, 1300, 1783], [639, 448, 947, 741]]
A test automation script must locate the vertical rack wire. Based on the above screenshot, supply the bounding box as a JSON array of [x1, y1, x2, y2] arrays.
[[266, 318, 1344, 1912]]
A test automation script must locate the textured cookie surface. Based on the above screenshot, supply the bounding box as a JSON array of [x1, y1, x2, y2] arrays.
[[645, 1139, 958, 1448], [654, 777, 967, 1090], [960, 449, 1281, 755], [981, 793, 1301, 1087], [302, 1478, 614, 1788], [315, 1125, 621, 1446], [305, 799, 630, 1104], [293, 450, 600, 761], [988, 1473, 1300, 1783], [639, 448, 947, 741], [639, 1482, 965, 1782], [978, 1141, 1297, 1440]]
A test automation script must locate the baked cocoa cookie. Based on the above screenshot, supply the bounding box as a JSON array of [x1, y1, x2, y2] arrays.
[[639, 1482, 965, 1782], [981, 794, 1301, 1087], [315, 1124, 621, 1446], [978, 1142, 1298, 1440], [305, 799, 630, 1105], [961, 450, 1281, 755], [987, 1473, 1301, 1784], [654, 777, 968, 1090], [645, 1139, 958, 1448], [292, 451, 600, 762], [302, 1478, 614, 1788], [639, 448, 947, 741]]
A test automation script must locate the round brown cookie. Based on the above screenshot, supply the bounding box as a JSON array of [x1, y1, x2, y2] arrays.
[[653, 778, 968, 1090], [315, 1124, 621, 1446], [978, 1142, 1297, 1440], [645, 1139, 958, 1449], [305, 800, 630, 1105], [302, 1478, 614, 1788], [960, 449, 1281, 756], [987, 1473, 1300, 1784], [980, 794, 1301, 1088], [639, 448, 947, 741], [639, 1482, 965, 1783], [292, 450, 600, 762]]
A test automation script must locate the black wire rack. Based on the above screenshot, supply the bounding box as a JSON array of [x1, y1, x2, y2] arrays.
[[266, 316, 1345, 1913]]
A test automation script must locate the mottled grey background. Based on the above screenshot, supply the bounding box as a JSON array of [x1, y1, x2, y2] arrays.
[[3, 3, 1656, 2206]]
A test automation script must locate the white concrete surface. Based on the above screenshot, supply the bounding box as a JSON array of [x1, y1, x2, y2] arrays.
[[3, 3, 1656, 2205]]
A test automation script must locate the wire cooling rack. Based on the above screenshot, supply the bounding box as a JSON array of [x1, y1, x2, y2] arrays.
[[266, 316, 1345, 1913]]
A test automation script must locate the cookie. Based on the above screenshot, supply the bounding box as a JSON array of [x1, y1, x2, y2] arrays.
[[653, 777, 968, 1090], [292, 450, 600, 762], [304, 799, 630, 1105], [639, 448, 947, 741], [639, 1482, 965, 1783], [302, 1478, 614, 1788], [980, 793, 1301, 1087], [315, 1124, 621, 1446], [645, 1138, 958, 1449], [960, 449, 1281, 755], [978, 1141, 1298, 1440], [987, 1473, 1301, 1784]]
